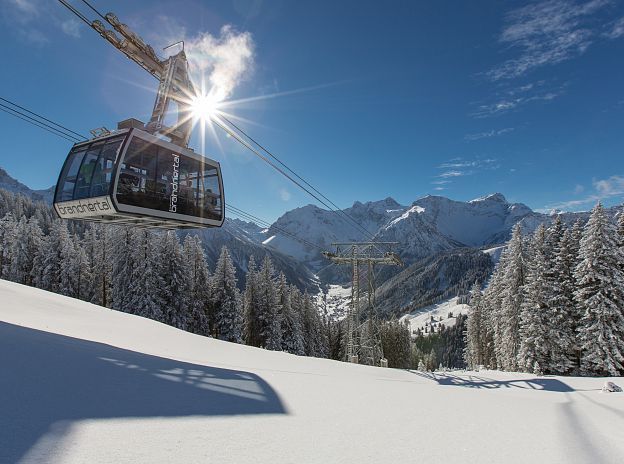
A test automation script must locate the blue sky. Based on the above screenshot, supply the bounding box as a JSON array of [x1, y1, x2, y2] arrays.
[[1, 0, 623, 222]]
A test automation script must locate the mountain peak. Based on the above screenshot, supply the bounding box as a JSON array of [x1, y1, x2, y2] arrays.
[[469, 193, 507, 204]]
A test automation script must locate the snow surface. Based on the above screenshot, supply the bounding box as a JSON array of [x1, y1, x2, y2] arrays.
[[2, 279, 624, 464], [400, 297, 470, 334]]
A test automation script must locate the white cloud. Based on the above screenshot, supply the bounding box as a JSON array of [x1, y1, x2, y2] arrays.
[[465, 127, 514, 141], [472, 86, 565, 117], [573, 183, 584, 194], [8, 0, 38, 17], [279, 188, 291, 201], [438, 170, 465, 178], [488, 0, 610, 81], [543, 174, 624, 210], [185, 25, 255, 102], [594, 175, 624, 196], [433, 187, 446, 191], [605, 16, 624, 39], [61, 19, 81, 38]]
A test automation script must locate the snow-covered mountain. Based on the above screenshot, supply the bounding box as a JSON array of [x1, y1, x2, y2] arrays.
[[0, 168, 54, 204]]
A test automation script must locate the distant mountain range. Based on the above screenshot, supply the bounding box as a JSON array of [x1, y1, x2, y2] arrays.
[[0, 168, 55, 204], [3, 166, 621, 315]]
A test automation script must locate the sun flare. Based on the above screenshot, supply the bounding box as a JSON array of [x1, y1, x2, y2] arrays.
[[190, 93, 221, 121]]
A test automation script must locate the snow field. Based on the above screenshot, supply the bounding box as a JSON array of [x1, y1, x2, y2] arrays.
[[400, 296, 470, 333], [1, 279, 623, 464]]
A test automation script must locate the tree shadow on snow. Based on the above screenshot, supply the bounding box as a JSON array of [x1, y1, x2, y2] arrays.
[[407, 370, 577, 392], [0, 322, 287, 463]]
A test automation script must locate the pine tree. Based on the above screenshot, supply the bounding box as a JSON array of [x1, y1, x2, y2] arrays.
[[278, 273, 305, 354], [256, 256, 281, 350], [0, 214, 18, 281], [128, 230, 163, 321], [84, 224, 112, 308], [243, 256, 261, 346], [518, 225, 550, 372], [497, 224, 526, 371], [183, 235, 212, 335], [156, 231, 190, 330], [37, 220, 71, 292], [110, 226, 135, 312], [464, 281, 483, 369], [574, 203, 624, 376], [547, 228, 578, 373], [211, 246, 242, 342]]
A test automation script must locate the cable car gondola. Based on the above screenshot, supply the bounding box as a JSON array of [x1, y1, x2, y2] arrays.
[[54, 120, 224, 229], [53, 14, 225, 229]]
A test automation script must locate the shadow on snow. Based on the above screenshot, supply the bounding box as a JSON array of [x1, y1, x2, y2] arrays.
[[408, 370, 578, 392], [0, 322, 287, 463]]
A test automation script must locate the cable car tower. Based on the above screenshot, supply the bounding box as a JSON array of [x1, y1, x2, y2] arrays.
[[323, 242, 402, 367]]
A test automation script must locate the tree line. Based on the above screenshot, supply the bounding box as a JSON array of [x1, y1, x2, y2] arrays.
[[465, 204, 624, 376], [0, 189, 328, 357]]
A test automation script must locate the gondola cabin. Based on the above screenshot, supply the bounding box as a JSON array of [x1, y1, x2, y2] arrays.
[[54, 124, 224, 229]]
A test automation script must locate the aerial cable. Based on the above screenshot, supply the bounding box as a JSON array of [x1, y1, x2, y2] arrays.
[[0, 105, 81, 143], [220, 114, 378, 242], [78, 0, 108, 23], [213, 116, 381, 250], [0, 97, 86, 140], [57, 0, 92, 26], [226, 203, 326, 252]]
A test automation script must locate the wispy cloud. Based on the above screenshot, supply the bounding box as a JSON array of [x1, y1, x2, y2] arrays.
[[543, 175, 624, 210], [605, 16, 624, 38], [488, 0, 611, 81], [465, 127, 514, 141], [432, 157, 500, 190], [61, 19, 81, 38], [279, 188, 291, 201], [438, 170, 465, 178], [472, 81, 565, 117]]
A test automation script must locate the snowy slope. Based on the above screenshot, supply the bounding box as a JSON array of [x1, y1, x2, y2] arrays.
[[400, 296, 470, 334], [2, 279, 624, 464]]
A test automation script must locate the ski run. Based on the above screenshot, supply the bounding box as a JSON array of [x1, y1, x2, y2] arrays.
[[2, 279, 623, 464]]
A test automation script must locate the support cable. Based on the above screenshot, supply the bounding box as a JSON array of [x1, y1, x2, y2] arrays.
[[0, 105, 81, 143], [0, 97, 86, 140], [220, 114, 377, 242]]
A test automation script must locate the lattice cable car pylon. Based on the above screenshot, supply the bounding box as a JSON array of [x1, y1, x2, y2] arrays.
[[323, 242, 403, 367]]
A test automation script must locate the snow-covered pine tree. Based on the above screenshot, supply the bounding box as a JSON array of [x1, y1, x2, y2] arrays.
[[17, 218, 44, 286], [84, 224, 112, 308], [183, 235, 211, 335], [518, 225, 550, 373], [243, 256, 261, 346], [547, 228, 578, 374], [302, 291, 327, 357], [481, 258, 505, 369], [277, 272, 305, 355], [69, 238, 93, 301], [574, 203, 624, 376], [0, 213, 18, 281], [211, 246, 242, 343], [128, 230, 163, 321], [37, 219, 72, 293], [464, 281, 483, 369], [256, 256, 282, 350], [156, 231, 190, 330], [497, 224, 526, 371], [110, 226, 135, 313]]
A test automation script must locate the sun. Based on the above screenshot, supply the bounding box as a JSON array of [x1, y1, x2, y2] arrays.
[[190, 93, 221, 122]]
